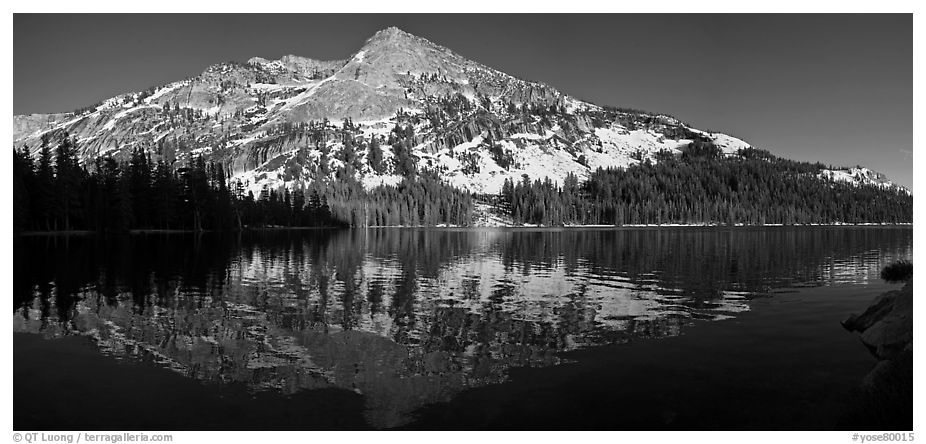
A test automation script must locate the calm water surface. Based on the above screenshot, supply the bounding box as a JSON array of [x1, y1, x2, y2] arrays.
[[13, 227, 913, 429]]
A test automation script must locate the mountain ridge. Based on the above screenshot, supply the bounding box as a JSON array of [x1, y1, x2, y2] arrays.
[[12, 26, 908, 198]]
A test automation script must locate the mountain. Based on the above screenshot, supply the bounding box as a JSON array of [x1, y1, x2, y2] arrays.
[[13, 26, 906, 202]]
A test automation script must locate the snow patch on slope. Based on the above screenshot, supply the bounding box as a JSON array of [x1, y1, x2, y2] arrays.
[[688, 129, 751, 154], [819, 167, 902, 191], [102, 106, 153, 131], [144, 83, 184, 104]]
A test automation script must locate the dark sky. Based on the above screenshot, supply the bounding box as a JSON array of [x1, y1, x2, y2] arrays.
[[14, 14, 912, 188]]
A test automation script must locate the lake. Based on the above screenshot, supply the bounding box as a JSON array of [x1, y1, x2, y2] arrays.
[[13, 226, 913, 430]]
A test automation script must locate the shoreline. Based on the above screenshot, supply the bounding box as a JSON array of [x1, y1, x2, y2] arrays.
[[366, 222, 913, 229], [14, 222, 913, 236], [14, 226, 342, 236]]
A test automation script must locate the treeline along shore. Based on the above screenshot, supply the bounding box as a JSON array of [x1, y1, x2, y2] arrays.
[[13, 135, 912, 233]]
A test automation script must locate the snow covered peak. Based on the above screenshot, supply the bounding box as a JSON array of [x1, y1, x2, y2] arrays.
[[351, 26, 467, 78], [364, 26, 426, 46], [12, 25, 909, 201]]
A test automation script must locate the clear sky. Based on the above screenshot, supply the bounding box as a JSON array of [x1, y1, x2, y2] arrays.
[[13, 14, 912, 188]]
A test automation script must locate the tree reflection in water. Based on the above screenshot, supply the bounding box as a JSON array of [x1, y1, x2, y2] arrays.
[[13, 227, 913, 428]]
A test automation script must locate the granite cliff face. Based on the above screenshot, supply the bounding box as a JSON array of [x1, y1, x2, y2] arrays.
[[12, 27, 903, 197]]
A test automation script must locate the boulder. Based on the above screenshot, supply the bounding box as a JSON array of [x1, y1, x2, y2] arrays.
[[837, 280, 913, 429], [842, 280, 912, 360]]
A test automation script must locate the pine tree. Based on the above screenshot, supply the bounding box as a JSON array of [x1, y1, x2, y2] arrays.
[[54, 136, 83, 230], [368, 136, 385, 174]]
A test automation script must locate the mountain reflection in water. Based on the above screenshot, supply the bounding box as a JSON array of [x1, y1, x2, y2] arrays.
[[13, 227, 913, 428]]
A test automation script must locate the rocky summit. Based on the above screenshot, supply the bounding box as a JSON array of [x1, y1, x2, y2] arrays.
[[12, 27, 903, 198]]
